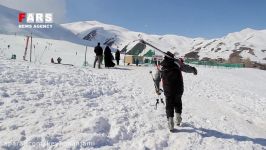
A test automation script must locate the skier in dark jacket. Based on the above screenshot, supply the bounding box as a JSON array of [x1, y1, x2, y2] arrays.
[[154, 51, 197, 131], [93, 43, 103, 69], [104, 46, 115, 68], [51, 58, 54, 63], [115, 49, 120, 65], [57, 57, 62, 64]]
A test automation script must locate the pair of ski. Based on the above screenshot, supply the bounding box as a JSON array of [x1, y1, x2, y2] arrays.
[[149, 71, 164, 110], [143, 40, 184, 132]]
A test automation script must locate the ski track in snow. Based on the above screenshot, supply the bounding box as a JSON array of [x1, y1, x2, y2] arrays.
[[0, 58, 266, 150]]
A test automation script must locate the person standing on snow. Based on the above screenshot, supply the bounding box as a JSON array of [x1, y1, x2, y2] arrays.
[[51, 58, 54, 63], [104, 46, 115, 68], [135, 58, 139, 66], [93, 43, 103, 69], [115, 49, 120, 65], [154, 51, 197, 132], [57, 57, 62, 64]]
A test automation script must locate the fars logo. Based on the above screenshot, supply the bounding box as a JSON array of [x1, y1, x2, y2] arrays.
[[18, 12, 53, 29]]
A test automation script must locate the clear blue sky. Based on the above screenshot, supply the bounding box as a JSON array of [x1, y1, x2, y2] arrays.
[[65, 0, 266, 38]]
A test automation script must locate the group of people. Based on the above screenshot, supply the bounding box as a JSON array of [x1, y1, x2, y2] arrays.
[[51, 57, 62, 64], [93, 42, 120, 69]]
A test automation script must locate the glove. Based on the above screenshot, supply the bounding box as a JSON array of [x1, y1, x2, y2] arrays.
[[193, 67, 197, 75]]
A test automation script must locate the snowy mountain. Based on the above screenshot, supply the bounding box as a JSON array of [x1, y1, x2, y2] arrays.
[[0, 5, 85, 45], [0, 4, 266, 150], [1, 3, 265, 65], [190, 28, 266, 63], [62, 21, 266, 64], [61, 21, 202, 55]]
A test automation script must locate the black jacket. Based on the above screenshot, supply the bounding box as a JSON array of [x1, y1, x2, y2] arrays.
[[94, 45, 103, 56], [115, 50, 120, 60], [155, 58, 196, 96], [104, 46, 115, 67]]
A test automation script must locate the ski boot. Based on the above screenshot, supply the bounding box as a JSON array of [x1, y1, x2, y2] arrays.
[[175, 113, 182, 126], [168, 117, 174, 132]]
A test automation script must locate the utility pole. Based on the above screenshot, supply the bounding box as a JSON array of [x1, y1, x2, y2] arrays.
[[84, 46, 88, 66], [30, 33, 33, 62], [23, 36, 30, 61]]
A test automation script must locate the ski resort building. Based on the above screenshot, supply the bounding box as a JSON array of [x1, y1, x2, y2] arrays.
[[122, 42, 163, 65]]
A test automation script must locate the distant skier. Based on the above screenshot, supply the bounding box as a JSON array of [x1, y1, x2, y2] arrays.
[[104, 46, 115, 68], [154, 51, 197, 132], [57, 57, 62, 64], [136, 58, 139, 66], [93, 43, 103, 69], [115, 49, 120, 65], [51, 58, 54, 63]]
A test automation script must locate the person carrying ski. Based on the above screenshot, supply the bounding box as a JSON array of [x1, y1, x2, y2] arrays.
[[154, 51, 197, 132], [93, 43, 103, 69]]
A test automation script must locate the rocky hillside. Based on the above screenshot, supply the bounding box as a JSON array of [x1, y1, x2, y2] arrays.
[[62, 21, 266, 67]]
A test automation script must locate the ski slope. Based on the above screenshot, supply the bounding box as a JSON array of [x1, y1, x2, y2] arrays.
[[0, 34, 94, 67], [0, 56, 266, 149], [0, 5, 85, 45]]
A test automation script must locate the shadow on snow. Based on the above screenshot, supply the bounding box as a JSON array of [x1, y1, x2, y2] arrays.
[[179, 122, 266, 147]]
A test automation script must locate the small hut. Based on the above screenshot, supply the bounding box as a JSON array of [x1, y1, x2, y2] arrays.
[[122, 42, 162, 65]]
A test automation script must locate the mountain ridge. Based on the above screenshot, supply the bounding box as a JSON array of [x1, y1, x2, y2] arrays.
[[62, 21, 266, 64], [0, 4, 265, 65]]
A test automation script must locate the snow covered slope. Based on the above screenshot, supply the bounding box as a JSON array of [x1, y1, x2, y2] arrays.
[[191, 28, 266, 63], [61, 21, 201, 55], [0, 5, 85, 45], [0, 28, 265, 150], [0, 57, 265, 149], [0, 34, 94, 66], [0, 3, 265, 150], [1, 3, 265, 63], [62, 21, 266, 63]]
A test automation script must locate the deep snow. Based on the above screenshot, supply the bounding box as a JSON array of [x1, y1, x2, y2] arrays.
[[0, 56, 266, 149], [0, 19, 265, 149]]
